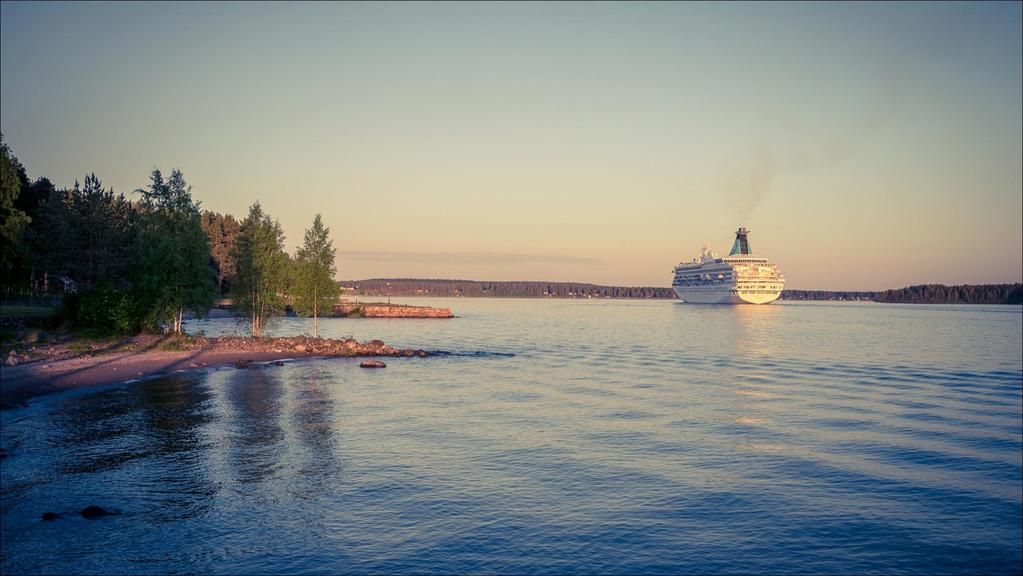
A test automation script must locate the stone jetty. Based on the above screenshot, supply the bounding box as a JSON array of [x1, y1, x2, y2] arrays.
[[332, 302, 453, 318]]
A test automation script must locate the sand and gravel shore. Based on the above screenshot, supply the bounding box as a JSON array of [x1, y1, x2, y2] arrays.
[[0, 335, 429, 407]]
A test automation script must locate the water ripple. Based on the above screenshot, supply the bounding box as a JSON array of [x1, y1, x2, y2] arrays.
[[2, 300, 1020, 574]]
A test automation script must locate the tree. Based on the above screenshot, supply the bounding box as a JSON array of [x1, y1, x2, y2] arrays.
[[1, 134, 30, 296], [232, 202, 287, 337], [68, 174, 138, 289], [292, 214, 340, 338], [134, 169, 217, 334], [201, 211, 241, 295]]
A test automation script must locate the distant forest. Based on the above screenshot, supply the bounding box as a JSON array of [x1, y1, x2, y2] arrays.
[[344, 279, 675, 299], [344, 279, 1023, 305], [782, 290, 876, 301], [872, 284, 1022, 305]]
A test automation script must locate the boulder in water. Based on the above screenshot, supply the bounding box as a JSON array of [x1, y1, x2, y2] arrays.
[[360, 359, 387, 369], [80, 505, 118, 519], [235, 359, 250, 369], [42, 512, 61, 521]]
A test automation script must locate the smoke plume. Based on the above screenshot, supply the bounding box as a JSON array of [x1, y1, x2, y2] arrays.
[[722, 149, 776, 224]]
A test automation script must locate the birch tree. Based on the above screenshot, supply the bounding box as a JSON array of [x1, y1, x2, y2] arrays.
[[292, 214, 339, 338], [135, 169, 216, 334], [232, 202, 287, 337]]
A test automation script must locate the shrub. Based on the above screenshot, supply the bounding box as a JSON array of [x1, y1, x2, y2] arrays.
[[65, 285, 145, 335]]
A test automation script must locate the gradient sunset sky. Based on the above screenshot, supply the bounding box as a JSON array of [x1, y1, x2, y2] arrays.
[[2, 2, 1020, 290]]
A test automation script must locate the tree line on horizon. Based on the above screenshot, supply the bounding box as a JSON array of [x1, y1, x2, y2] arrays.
[[345, 278, 677, 299], [348, 279, 1022, 305], [0, 134, 339, 336]]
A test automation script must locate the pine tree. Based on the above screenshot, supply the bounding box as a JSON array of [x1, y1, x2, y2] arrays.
[[201, 210, 241, 295]]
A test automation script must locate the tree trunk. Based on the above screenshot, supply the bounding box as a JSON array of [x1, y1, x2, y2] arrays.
[[251, 290, 258, 337], [313, 285, 318, 338]]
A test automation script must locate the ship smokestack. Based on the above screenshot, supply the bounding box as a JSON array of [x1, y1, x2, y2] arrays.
[[729, 227, 751, 256]]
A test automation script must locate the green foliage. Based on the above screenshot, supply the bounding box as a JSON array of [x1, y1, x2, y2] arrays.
[[1, 134, 31, 289], [133, 169, 217, 334], [64, 285, 143, 335], [291, 214, 340, 336], [201, 210, 241, 295], [31, 173, 136, 290], [232, 202, 288, 336]]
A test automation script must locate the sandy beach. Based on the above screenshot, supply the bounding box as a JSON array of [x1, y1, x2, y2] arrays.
[[0, 335, 428, 407]]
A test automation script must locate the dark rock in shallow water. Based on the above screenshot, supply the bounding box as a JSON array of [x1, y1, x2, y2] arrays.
[[42, 512, 61, 521], [273, 361, 285, 366], [360, 359, 387, 368], [80, 505, 118, 519], [235, 359, 250, 369], [0, 447, 7, 458]]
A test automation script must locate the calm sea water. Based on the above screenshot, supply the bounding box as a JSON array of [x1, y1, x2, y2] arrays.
[[1, 299, 1021, 574]]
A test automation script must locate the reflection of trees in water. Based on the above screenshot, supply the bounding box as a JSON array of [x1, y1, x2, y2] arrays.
[[135, 375, 219, 522], [290, 367, 342, 494], [226, 368, 285, 485], [48, 374, 219, 522], [50, 387, 144, 474], [50, 376, 213, 472]]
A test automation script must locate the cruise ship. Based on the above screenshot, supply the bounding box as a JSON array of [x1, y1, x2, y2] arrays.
[[672, 228, 785, 304]]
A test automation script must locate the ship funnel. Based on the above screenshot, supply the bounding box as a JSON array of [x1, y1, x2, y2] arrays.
[[729, 227, 751, 256]]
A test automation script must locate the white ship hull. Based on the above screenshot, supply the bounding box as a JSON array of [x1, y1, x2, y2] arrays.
[[671, 228, 784, 305], [672, 287, 781, 304]]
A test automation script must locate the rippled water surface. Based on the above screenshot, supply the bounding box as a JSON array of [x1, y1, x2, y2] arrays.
[[2, 299, 1021, 574]]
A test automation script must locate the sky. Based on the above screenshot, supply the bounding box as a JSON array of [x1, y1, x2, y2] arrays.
[[1, 1, 1020, 290]]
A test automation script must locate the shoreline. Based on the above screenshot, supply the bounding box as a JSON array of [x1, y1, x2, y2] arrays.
[[0, 335, 430, 408]]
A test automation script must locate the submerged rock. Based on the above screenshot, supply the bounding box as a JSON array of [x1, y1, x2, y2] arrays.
[[360, 359, 387, 369], [80, 505, 118, 519], [42, 512, 61, 521], [273, 361, 285, 367], [235, 359, 250, 369]]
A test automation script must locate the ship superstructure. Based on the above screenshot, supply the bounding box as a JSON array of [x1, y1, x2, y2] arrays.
[[671, 228, 785, 304]]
